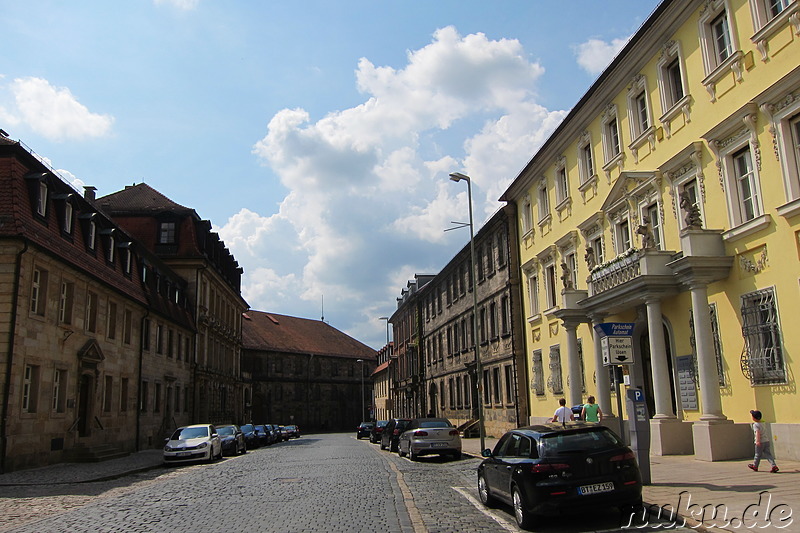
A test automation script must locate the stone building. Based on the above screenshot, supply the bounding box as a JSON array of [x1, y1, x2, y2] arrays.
[[241, 311, 376, 431], [501, 0, 800, 460], [372, 342, 394, 422], [0, 135, 194, 471], [96, 184, 248, 426], [416, 205, 527, 438]]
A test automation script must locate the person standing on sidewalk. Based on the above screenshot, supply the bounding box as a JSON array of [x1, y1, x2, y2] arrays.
[[581, 396, 603, 422], [748, 409, 779, 473], [552, 398, 573, 425]]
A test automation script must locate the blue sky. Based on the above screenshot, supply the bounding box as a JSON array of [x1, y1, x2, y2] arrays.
[[2, 0, 660, 348]]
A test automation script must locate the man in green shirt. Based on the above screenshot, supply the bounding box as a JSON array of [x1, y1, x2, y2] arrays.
[[581, 396, 602, 422]]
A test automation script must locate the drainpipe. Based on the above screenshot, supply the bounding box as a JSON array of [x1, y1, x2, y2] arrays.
[[1, 240, 29, 474], [136, 309, 149, 452]]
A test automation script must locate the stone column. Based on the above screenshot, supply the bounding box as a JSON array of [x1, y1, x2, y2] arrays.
[[591, 317, 613, 416], [690, 284, 726, 421], [564, 321, 583, 408], [645, 297, 675, 419]]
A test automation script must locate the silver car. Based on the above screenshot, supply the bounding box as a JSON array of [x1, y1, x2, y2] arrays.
[[398, 417, 461, 461], [163, 424, 222, 464]]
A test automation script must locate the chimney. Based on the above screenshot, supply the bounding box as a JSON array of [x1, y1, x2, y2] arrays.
[[84, 186, 97, 201]]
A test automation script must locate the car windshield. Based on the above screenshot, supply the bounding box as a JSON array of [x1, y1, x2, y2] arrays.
[[286, 425, 296, 430], [376, 421, 388, 428], [540, 428, 623, 455], [172, 426, 208, 440], [217, 426, 235, 436], [240, 425, 254, 432]]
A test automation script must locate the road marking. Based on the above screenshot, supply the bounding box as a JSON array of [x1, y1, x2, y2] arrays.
[[388, 460, 427, 533], [451, 486, 518, 532]]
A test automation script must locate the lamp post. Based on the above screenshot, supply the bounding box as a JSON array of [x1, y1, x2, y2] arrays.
[[357, 359, 365, 422], [448, 171, 486, 453], [378, 316, 390, 346]]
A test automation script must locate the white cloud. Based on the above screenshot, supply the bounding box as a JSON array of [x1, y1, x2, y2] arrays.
[[574, 37, 629, 76], [2, 77, 113, 142], [228, 27, 565, 346], [154, 0, 199, 10]]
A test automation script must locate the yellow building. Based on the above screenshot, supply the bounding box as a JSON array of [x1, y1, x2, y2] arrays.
[[501, 0, 800, 461]]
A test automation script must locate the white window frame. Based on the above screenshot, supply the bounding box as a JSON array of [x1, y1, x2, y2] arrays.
[[748, 0, 799, 62], [601, 104, 623, 174], [554, 156, 570, 206], [22, 364, 39, 413], [88, 220, 96, 250], [36, 181, 47, 217], [521, 195, 533, 236], [544, 260, 557, 310], [626, 75, 656, 163], [761, 82, 800, 218], [577, 131, 597, 187], [657, 41, 692, 138], [59, 280, 74, 324], [699, 0, 743, 102], [526, 269, 540, 319], [615, 216, 632, 254], [537, 177, 551, 224], [643, 202, 664, 250], [64, 202, 74, 234]]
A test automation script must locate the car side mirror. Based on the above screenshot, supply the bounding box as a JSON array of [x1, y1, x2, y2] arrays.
[[211, 433, 218, 438], [481, 449, 493, 458]]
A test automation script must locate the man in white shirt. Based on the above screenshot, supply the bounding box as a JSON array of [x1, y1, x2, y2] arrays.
[[552, 398, 574, 424]]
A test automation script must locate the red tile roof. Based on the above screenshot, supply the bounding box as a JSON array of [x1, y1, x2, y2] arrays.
[[95, 183, 194, 215], [242, 310, 376, 360]]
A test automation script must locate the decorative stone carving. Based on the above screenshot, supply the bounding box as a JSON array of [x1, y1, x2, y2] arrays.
[[680, 191, 703, 228], [637, 215, 656, 249], [584, 246, 597, 270], [560, 261, 573, 290]]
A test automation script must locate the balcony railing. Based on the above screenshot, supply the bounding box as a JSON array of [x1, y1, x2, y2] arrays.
[[588, 249, 641, 295]]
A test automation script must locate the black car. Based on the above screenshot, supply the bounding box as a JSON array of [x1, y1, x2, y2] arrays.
[[254, 425, 271, 447], [284, 425, 300, 439], [356, 422, 373, 439], [380, 418, 411, 452], [217, 424, 246, 455], [370, 420, 388, 444], [240, 424, 259, 449], [264, 424, 280, 444], [477, 423, 642, 530]]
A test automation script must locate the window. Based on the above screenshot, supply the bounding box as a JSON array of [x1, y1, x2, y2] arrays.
[[449, 378, 455, 409], [764, 93, 800, 210], [104, 376, 113, 412], [52, 368, 66, 413], [616, 218, 632, 253], [167, 329, 174, 358], [657, 41, 691, 138], [30, 267, 48, 316], [489, 302, 497, 339], [627, 75, 655, 162], [500, 296, 510, 335], [645, 204, 663, 250], [711, 12, 733, 64], [732, 147, 761, 223], [767, 0, 791, 17], [532, 349, 544, 395], [635, 92, 650, 134], [666, 58, 685, 106], [120, 377, 129, 412], [22, 364, 40, 413], [699, 1, 742, 101], [521, 195, 533, 234], [548, 345, 563, 394], [565, 251, 578, 289], [154, 383, 161, 413], [528, 273, 539, 317], [64, 202, 74, 234], [453, 323, 459, 353], [578, 140, 595, 185], [159, 222, 176, 244], [477, 247, 485, 280], [590, 234, 605, 265], [604, 117, 621, 160], [88, 220, 96, 250], [741, 288, 785, 385], [496, 233, 507, 267], [504, 365, 514, 404], [123, 309, 132, 345], [537, 179, 550, 222], [142, 318, 151, 350], [107, 300, 117, 340], [679, 178, 705, 229], [36, 181, 47, 217], [555, 158, 570, 205], [156, 324, 164, 354], [85, 291, 98, 333], [492, 367, 501, 404], [479, 308, 487, 344], [486, 241, 494, 274], [601, 104, 623, 176], [107, 233, 115, 263], [482, 369, 491, 404], [463, 375, 471, 408], [544, 262, 557, 309], [59, 281, 74, 324]]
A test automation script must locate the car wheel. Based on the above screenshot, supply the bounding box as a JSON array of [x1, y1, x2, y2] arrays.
[[477, 472, 497, 507], [357, 435, 361, 439], [206, 449, 214, 464], [512, 486, 534, 530], [398, 444, 406, 457], [451, 451, 461, 460], [409, 449, 418, 461], [380, 441, 386, 450]]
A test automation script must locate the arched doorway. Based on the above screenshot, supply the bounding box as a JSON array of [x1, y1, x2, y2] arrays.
[[635, 321, 677, 418], [77, 373, 93, 437]]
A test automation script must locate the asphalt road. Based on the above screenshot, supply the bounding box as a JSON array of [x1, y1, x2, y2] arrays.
[[0, 433, 695, 532]]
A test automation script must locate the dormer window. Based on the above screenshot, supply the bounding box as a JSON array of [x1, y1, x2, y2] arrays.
[[88, 220, 96, 250], [108, 233, 115, 263], [159, 222, 176, 244], [64, 202, 74, 234], [37, 181, 48, 217]]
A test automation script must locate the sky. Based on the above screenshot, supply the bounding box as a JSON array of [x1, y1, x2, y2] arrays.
[[2, 0, 661, 349]]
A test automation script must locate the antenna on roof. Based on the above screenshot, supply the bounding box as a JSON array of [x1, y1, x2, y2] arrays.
[[321, 295, 325, 323]]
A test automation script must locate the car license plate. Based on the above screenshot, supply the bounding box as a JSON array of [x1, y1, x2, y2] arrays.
[[430, 443, 448, 447], [579, 482, 614, 495], [177, 452, 191, 457]]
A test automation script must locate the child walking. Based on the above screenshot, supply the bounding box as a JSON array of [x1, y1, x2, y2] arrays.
[[748, 410, 779, 473]]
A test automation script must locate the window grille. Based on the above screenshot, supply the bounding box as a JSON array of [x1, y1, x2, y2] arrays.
[[740, 288, 785, 385], [547, 345, 563, 394]]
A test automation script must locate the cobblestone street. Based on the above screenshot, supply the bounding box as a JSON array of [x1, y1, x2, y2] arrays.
[[0, 434, 696, 532]]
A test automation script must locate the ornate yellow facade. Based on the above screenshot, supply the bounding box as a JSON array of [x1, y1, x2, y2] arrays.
[[501, 0, 800, 460]]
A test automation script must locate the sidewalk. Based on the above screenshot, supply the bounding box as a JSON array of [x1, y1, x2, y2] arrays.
[[460, 437, 798, 532]]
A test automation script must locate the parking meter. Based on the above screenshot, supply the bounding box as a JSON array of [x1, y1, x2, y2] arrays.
[[625, 388, 651, 485]]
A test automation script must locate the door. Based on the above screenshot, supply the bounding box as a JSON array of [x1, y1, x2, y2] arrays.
[[77, 374, 92, 437]]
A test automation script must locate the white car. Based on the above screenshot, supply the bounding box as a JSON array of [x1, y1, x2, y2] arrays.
[[398, 417, 462, 461], [163, 424, 223, 464]]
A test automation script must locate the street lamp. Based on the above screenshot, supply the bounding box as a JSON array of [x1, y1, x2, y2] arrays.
[[357, 359, 365, 422], [378, 316, 390, 346], [448, 171, 486, 453]]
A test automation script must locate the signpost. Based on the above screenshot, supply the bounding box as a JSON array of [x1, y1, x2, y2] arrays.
[[593, 322, 635, 443]]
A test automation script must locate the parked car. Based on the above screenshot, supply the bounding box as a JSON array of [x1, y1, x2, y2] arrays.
[[240, 424, 260, 449], [254, 425, 271, 447], [264, 424, 280, 444], [216, 424, 246, 456], [380, 418, 411, 452], [477, 423, 642, 530], [370, 420, 388, 444], [277, 425, 289, 441], [398, 417, 461, 461], [284, 425, 300, 439], [356, 422, 373, 439], [163, 424, 222, 464]]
